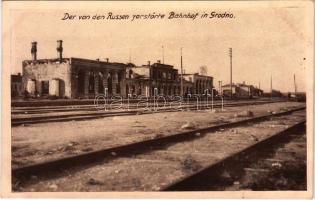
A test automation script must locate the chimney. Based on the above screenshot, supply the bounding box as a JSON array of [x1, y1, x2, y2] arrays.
[[157, 60, 161, 64], [56, 40, 63, 61], [243, 81, 245, 85], [148, 61, 150, 66], [106, 58, 109, 63], [31, 41, 37, 61]]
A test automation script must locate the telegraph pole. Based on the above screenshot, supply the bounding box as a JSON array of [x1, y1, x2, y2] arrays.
[[229, 48, 233, 99], [162, 45, 165, 64], [270, 75, 273, 98], [180, 47, 184, 96], [294, 74, 297, 95]]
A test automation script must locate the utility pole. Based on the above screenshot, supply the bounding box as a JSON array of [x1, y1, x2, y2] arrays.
[[259, 82, 261, 97], [229, 48, 233, 99], [294, 74, 297, 95], [180, 47, 184, 97], [270, 75, 273, 98], [162, 45, 165, 64], [129, 48, 131, 63]]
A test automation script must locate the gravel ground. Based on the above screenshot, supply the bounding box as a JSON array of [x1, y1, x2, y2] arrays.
[[12, 102, 304, 167], [14, 109, 305, 191], [215, 123, 306, 191]]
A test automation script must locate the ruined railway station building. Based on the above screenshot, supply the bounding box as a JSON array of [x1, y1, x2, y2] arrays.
[[23, 41, 127, 98], [22, 40, 214, 99], [181, 73, 214, 95], [126, 60, 182, 97]]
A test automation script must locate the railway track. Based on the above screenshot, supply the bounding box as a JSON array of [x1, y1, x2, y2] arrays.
[[162, 118, 306, 191], [12, 106, 306, 191], [11, 99, 283, 114], [11, 100, 284, 126]]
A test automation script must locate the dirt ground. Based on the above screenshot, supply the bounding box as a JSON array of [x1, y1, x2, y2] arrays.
[[218, 127, 307, 191], [11, 102, 305, 167], [15, 109, 306, 191]]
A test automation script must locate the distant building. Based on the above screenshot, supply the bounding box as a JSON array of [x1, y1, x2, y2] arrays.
[[221, 82, 263, 98], [181, 73, 214, 95], [11, 73, 22, 97], [263, 89, 282, 97]]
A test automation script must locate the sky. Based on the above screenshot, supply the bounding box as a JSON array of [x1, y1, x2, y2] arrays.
[[8, 1, 313, 93]]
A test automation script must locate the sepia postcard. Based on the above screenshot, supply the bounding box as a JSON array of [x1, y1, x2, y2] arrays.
[[1, 1, 314, 198]]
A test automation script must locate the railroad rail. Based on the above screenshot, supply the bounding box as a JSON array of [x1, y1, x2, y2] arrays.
[[11, 99, 284, 114], [162, 120, 306, 191], [11, 97, 284, 108], [12, 106, 305, 189], [12, 100, 285, 126]]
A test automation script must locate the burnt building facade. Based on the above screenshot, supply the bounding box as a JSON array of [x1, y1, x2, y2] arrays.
[[125, 63, 150, 97], [150, 61, 181, 96], [23, 41, 127, 98], [181, 73, 214, 95], [125, 61, 181, 97], [21, 40, 214, 99]]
